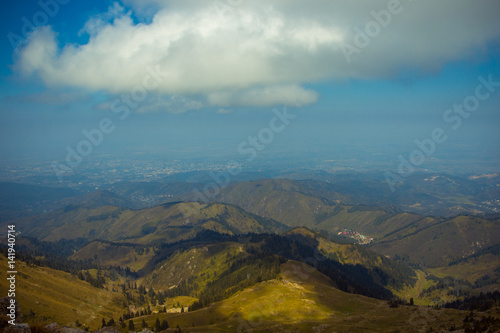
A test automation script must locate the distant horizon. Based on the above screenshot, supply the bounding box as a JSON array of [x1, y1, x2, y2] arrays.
[[1, 0, 499, 186]]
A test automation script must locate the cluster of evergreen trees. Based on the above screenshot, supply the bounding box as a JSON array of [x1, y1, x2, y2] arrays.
[[126, 318, 169, 332], [419, 276, 472, 298], [3, 237, 94, 274], [77, 270, 105, 288], [443, 291, 500, 311], [102, 315, 170, 332], [1, 237, 138, 289], [387, 297, 414, 308], [190, 254, 283, 311], [101, 318, 117, 328], [122, 306, 153, 319], [143, 230, 418, 308], [245, 233, 412, 300], [5, 229, 428, 329], [461, 311, 500, 333], [119, 279, 187, 310], [420, 275, 500, 300]]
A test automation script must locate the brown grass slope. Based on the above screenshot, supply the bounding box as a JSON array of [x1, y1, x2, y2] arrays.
[[133, 261, 482, 333], [0, 254, 125, 330], [217, 179, 439, 239], [218, 179, 337, 228], [4, 202, 287, 244], [216, 179, 500, 269], [370, 215, 500, 267], [140, 242, 245, 293], [69, 240, 156, 271]]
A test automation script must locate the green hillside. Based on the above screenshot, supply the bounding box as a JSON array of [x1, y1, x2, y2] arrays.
[[370, 215, 500, 267], [5, 202, 288, 244], [218, 179, 342, 229], [216, 179, 500, 269], [0, 254, 126, 330], [130, 261, 488, 333], [217, 179, 427, 238], [70, 240, 156, 271], [4, 229, 499, 332], [2, 179, 499, 332], [140, 242, 244, 293]]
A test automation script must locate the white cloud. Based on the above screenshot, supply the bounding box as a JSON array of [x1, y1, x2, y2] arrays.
[[78, 2, 126, 37], [14, 0, 500, 110]]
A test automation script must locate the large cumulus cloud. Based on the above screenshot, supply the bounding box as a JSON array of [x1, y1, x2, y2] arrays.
[[14, 0, 500, 110]]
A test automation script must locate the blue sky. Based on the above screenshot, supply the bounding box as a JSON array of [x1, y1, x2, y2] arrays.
[[0, 0, 499, 174]]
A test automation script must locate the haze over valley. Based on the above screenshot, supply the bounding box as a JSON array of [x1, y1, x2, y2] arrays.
[[0, 0, 500, 332]]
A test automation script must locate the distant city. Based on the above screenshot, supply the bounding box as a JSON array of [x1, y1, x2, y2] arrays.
[[1, 145, 499, 191]]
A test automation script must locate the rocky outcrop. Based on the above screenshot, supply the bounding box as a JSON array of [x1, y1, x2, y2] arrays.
[[2, 323, 31, 333]]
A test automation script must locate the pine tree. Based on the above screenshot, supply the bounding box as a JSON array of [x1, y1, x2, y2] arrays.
[[160, 320, 169, 330], [154, 318, 161, 332], [101, 318, 106, 328], [142, 319, 148, 328], [128, 320, 134, 331]]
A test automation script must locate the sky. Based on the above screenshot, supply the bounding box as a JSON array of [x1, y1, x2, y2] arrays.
[[0, 0, 499, 174]]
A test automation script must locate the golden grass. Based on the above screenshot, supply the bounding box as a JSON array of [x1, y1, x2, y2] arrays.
[[132, 261, 476, 332], [0, 254, 126, 331]]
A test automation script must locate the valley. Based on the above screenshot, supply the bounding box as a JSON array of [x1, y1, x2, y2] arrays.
[[2, 1, 499, 331], [0, 176, 499, 332]]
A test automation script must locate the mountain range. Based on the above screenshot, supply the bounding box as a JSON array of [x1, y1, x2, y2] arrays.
[[0, 175, 499, 332]]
